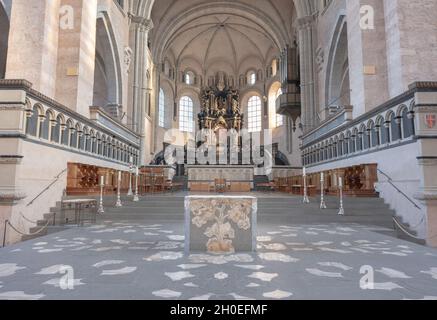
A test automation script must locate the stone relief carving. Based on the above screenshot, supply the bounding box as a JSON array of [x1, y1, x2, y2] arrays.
[[190, 198, 252, 253]]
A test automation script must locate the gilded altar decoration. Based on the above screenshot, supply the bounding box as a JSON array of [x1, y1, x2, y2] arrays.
[[186, 197, 256, 254], [198, 85, 243, 132]]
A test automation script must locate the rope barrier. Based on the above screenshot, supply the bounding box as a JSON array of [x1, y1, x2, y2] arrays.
[[392, 216, 425, 241], [5, 219, 51, 237], [18, 211, 41, 225]]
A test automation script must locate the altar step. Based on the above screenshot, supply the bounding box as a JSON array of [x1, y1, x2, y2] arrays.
[[92, 194, 395, 229]]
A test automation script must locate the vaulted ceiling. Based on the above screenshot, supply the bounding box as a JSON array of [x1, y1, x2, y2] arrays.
[[149, 0, 298, 77]]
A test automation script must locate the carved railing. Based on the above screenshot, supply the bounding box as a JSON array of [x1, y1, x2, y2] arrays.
[[300, 82, 437, 167], [0, 79, 140, 166]]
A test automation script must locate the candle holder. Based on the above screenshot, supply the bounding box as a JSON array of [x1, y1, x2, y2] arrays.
[[115, 171, 123, 207], [320, 174, 327, 210], [127, 164, 133, 197], [98, 176, 105, 214], [303, 174, 310, 204], [338, 178, 345, 216], [133, 167, 139, 202]]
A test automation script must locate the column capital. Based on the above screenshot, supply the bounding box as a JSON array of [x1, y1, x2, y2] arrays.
[[297, 14, 316, 30], [129, 14, 154, 32]]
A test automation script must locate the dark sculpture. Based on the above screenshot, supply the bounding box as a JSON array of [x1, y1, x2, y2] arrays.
[[198, 86, 243, 132]]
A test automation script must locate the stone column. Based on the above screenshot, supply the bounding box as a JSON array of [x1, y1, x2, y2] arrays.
[[413, 85, 437, 247], [6, 0, 61, 97], [129, 15, 153, 165], [297, 15, 318, 131]]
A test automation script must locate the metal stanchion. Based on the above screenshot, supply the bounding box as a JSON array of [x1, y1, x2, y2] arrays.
[[303, 167, 310, 204], [116, 171, 123, 207], [320, 172, 327, 209], [98, 176, 105, 214], [127, 157, 133, 196], [338, 177, 345, 215], [2, 220, 8, 247], [133, 167, 140, 202]]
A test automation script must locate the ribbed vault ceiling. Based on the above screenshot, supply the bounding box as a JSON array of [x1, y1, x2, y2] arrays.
[[150, 0, 297, 76]]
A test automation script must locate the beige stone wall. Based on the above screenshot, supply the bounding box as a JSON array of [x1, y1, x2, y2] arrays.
[[6, 0, 61, 97], [384, 0, 437, 97]]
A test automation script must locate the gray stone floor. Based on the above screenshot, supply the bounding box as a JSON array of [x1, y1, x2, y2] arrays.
[[1, 194, 437, 300], [1, 223, 437, 300]]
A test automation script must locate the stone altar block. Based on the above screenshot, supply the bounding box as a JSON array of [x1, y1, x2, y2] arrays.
[[185, 196, 257, 253]]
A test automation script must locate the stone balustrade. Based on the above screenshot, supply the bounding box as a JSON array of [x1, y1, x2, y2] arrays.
[[0, 79, 140, 166], [300, 82, 437, 167]]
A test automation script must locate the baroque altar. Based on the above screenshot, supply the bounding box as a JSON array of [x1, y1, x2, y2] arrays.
[[198, 85, 243, 132]]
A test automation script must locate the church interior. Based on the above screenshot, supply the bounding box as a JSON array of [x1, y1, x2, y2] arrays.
[[1, 0, 437, 300]]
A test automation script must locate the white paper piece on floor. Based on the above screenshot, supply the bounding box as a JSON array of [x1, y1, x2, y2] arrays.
[[318, 262, 353, 271], [246, 283, 260, 288], [229, 293, 255, 300], [257, 236, 272, 242], [101, 267, 137, 276], [319, 247, 352, 254], [189, 293, 214, 300], [168, 235, 185, 241], [421, 268, 437, 280], [372, 282, 403, 291], [259, 253, 299, 263], [177, 264, 207, 270], [0, 291, 45, 300], [306, 268, 343, 278], [214, 272, 228, 280], [152, 289, 182, 299], [377, 268, 411, 279], [235, 265, 265, 271], [260, 243, 287, 251], [93, 260, 125, 268], [382, 251, 408, 257], [38, 249, 63, 253], [248, 272, 278, 282], [263, 290, 293, 299], [110, 239, 130, 245], [145, 252, 184, 262], [165, 271, 195, 281], [312, 241, 333, 246], [0, 264, 26, 277], [184, 282, 199, 288], [35, 265, 66, 275]]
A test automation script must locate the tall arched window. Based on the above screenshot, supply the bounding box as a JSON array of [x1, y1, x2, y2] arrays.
[[179, 96, 194, 132], [275, 88, 284, 127], [248, 96, 262, 133], [159, 88, 165, 128], [248, 71, 256, 86]]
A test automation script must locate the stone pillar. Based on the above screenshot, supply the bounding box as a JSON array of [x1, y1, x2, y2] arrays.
[[6, 0, 61, 97], [129, 15, 153, 165], [54, 0, 97, 117], [297, 15, 318, 131], [384, 0, 437, 97], [346, 0, 389, 118], [413, 85, 437, 247]]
